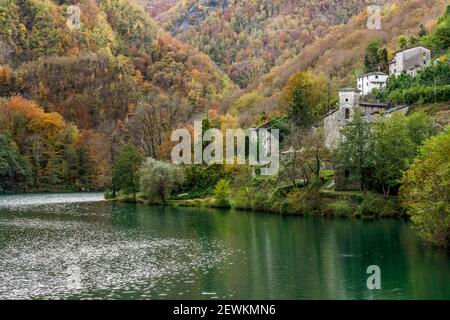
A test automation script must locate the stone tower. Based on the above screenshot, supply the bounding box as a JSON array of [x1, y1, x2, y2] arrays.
[[324, 88, 361, 149]]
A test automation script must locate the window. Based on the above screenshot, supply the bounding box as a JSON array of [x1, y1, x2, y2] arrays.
[[424, 60, 427, 65], [375, 75, 378, 79], [345, 108, 350, 119], [344, 170, 350, 179]]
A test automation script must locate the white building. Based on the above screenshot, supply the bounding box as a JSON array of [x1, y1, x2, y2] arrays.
[[357, 72, 389, 95], [389, 46, 431, 77]]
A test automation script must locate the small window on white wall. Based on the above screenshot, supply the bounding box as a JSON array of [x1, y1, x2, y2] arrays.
[[345, 108, 350, 119]]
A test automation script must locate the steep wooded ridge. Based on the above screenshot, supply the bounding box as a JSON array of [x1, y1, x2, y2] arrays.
[[225, 0, 448, 125], [0, 0, 235, 191], [0, 0, 234, 127], [137, 0, 369, 88]]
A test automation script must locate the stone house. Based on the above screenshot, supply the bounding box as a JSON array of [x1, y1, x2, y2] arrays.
[[324, 88, 360, 149], [323, 88, 408, 190], [389, 46, 431, 77], [324, 87, 410, 150]]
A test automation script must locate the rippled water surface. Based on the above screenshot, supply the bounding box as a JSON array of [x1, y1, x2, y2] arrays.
[[0, 193, 449, 300]]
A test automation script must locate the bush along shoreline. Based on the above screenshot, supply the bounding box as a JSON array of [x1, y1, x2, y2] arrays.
[[173, 190, 405, 219], [106, 113, 449, 247], [107, 187, 405, 220]]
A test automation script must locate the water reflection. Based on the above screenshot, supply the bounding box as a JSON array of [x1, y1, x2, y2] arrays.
[[0, 193, 105, 208], [0, 194, 448, 300]]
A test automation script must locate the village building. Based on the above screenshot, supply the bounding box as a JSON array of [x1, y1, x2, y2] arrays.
[[389, 46, 431, 77], [323, 88, 408, 150], [324, 88, 361, 149], [357, 72, 389, 95], [323, 87, 409, 190], [322, 45, 433, 189]]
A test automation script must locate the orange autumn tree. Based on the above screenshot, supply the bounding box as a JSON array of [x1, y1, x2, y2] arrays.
[[5, 96, 65, 139], [0, 96, 106, 191]]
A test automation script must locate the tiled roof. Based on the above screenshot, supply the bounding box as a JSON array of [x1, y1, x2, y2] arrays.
[[358, 71, 388, 78]]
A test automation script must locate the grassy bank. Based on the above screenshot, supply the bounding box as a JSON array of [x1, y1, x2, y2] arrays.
[[127, 190, 406, 219]]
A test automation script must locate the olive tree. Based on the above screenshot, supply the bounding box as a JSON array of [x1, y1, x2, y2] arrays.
[[139, 158, 184, 205]]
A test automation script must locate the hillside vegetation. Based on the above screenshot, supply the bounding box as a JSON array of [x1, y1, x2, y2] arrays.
[[138, 0, 368, 87], [226, 0, 448, 125], [0, 0, 235, 121], [0, 0, 235, 191]]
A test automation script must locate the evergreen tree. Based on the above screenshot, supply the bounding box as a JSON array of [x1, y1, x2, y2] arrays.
[[364, 40, 388, 73], [112, 143, 143, 200], [399, 35, 408, 50], [333, 111, 373, 191], [372, 114, 415, 197], [418, 24, 427, 37], [77, 145, 93, 190], [288, 86, 315, 128], [0, 130, 31, 191]]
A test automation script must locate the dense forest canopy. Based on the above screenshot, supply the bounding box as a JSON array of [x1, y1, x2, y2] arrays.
[[0, 0, 235, 191], [0, 0, 449, 201], [138, 0, 369, 88], [0, 0, 234, 117]]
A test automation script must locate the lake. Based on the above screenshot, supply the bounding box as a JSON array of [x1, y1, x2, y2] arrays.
[[0, 193, 448, 300]]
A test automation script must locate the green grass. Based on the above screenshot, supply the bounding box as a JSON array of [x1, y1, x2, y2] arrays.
[[322, 200, 356, 217]]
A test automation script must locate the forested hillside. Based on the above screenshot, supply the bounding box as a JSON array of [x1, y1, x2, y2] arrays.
[[0, 0, 234, 192], [0, 0, 449, 194], [138, 0, 369, 87], [225, 0, 449, 126]]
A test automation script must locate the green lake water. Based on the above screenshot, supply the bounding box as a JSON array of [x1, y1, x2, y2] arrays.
[[0, 193, 448, 300]]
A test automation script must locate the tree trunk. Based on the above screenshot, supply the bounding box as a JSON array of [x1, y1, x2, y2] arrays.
[[315, 154, 321, 181], [131, 168, 136, 201], [110, 144, 116, 198], [160, 189, 166, 206]]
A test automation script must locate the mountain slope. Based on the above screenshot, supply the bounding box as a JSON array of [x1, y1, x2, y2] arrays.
[[138, 0, 369, 87], [0, 0, 235, 128], [225, 0, 448, 125], [0, 0, 236, 191]]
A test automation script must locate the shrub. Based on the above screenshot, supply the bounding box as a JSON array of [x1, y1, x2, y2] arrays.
[[232, 188, 252, 210], [400, 127, 450, 247], [213, 179, 231, 208], [139, 158, 184, 205], [356, 193, 400, 218], [183, 164, 227, 197], [281, 187, 322, 215], [325, 200, 355, 217]]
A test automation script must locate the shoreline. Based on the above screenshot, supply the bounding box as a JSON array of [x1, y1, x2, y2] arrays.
[[109, 190, 407, 220], [0, 190, 407, 220]]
